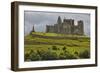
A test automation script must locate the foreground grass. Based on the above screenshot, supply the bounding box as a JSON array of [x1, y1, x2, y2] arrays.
[[24, 32, 90, 61], [25, 45, 90, 61]]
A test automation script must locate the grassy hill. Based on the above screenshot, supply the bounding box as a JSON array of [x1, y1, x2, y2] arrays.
[[24, 32, 90, 61]]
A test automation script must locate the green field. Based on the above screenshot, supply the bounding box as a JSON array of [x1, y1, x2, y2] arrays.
[[24, 32, 90, 61]]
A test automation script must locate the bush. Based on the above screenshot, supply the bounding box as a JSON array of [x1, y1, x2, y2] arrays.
[[58, 50, 78, 59], [37, 50, 58, 60], [74, 51, 78, 55], [79, 50, 90, 58], [52, 46, 58, 50], [48, 48, 51, 50], [24, 53, 30, 61], [62, 46, 66, 51], [25, 46, 86, 61], [59, 52, 67, 59], [65, 52, 78, 59], [29, 50, 41, 61]]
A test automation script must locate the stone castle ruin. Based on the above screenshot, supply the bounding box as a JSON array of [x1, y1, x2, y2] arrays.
[[46, 16, 84, 35], [31, 16, 84, 35]]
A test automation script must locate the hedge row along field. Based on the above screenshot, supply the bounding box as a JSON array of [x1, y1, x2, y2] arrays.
[[24, 32, 90, 61]]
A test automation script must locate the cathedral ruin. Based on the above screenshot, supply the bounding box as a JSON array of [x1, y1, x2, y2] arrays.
[[46, 16, 84, 35]]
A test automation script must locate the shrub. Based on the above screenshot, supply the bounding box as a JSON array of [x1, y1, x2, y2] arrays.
[[64, 51, 78, 59], [79, 50, 90, 58], [59, 52, 67, 59], [62, 46, 66, 51], [66, 53, 77, 59], [48, 48, 51, 50], [58, 50, 77, 59], [29, 50, 41, 61], [38, 50, 58, 60], [24, 53, 30, 61], [52, 46, 58, 50], [74, 51, 78, 55]]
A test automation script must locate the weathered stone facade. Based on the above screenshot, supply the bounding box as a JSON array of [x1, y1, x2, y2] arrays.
[[46, 16, 84, 35]]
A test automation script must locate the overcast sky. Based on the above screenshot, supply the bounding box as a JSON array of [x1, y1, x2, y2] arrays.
[[24, 11, 90, 36]]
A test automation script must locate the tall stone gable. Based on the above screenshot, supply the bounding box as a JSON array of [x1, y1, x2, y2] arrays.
[[30, 25, 35, 34]]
